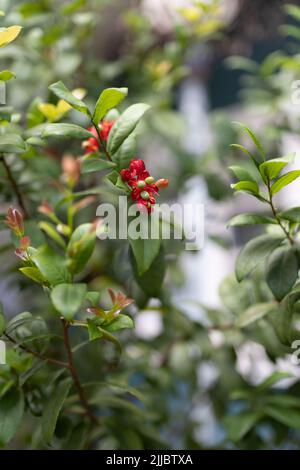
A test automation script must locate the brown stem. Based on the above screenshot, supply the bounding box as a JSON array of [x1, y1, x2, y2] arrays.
[[61, 318, 97, 424], [267, 180, 294, 245], [0, 154, 29, 218], [4, 332, 68, 368], [91, 121, 112, 161]]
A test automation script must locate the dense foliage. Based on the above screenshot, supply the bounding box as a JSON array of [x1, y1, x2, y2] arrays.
[[1, 0, 300, 450]]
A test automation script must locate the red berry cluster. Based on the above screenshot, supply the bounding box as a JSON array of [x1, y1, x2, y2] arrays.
[[120, 159, 168, 213], [83, 120, 115, 154]]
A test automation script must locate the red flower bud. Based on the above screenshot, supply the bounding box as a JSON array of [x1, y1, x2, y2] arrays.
[[155, 178, 169, 189], [99, 120, 115, 142], [15, 236, 30, 261], [62, 155, 81, 186], [5, 207, 24, 237], [38, 201, 53, 215], [129, 159, 145, 175], [120, 169, 132, 182]]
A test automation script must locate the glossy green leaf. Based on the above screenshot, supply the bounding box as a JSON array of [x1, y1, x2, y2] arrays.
[[67, 223, 96, 274], [229, 165, 257, 182], [259, 154, 294, 182], [129, 235, 161, 276], [131, 245, 166, 297], [228, 213, 275, 227], [19, 267, 47, 285], [41, 378, 72, 444], [87, 318, 121, 353], [271, 170, 300, 195], [41, 124, 93, 140], [51, 283, 87, 320], [232, 122, 266, 161], [257, 371, 293, 390], [230, 180, 259, 195], [49, 81, 90, 115], [229, 144, 255, 160], [265, 405, 300, 429], [236, 302, 276, 328], [0, 388, 24, 447], [93, 87, 128, 124], [81, 153, 116, 174], [266, 246, 298, 300], [279, 206, 300, 222], [38, 221, 67, 249], [236, 234, 284, 281], [104, 314, 134, 332], [223, 412, 262, 442], [0, 134, 27, 153], [107, 103, 150, 155], [32, 246, 71, 286], [113, 133, 136, 168]]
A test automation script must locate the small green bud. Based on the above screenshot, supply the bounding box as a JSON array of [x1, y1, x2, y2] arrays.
[[140, 191, 150, 200], [137, 180, 146, 188], [145, 176, 154, 184]]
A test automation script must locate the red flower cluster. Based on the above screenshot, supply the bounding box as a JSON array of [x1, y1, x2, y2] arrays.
[[83, 120, 115, 154], [120, 159, 168, 212]]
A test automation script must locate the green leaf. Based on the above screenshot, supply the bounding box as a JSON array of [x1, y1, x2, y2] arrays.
[[131, 245, 166, 297], [104, 314, 134, 332], [279, 206, 300, 222], [41, 124, 94, 140], [129, 235, 161, 276], [49, 81, 90, 115], [229, 165, 257, 182], [257, 371, 293, 390], [0, 304, 5, 335], [0, 388, 24, 447], [285, 4, 300, 22], [232, 122, 266, 161], [85, 291, 100, 307], [228, 213, 275, 227], [229, 144, 255, 160], [266, 246, 298, 300], [38, 221, 67, 249], [51, 283, 87, 320], [107, 103, 150, 155], [259, 154, 295, 182], [93, 87, 128, 124], [0, 134, 27, 153], [113, 133, 136, 168], [265, 405, 300, 429], [223, 412, 262, 442], [81, 153, 116, 174], [230, 180, 259, 195], [87, 318, 121, 353], [67, 223, 96, 274], [236, 234, 284, 282], [271, 170, 300, 195], [32, 246, 71, 286], [41, 378, 72, 444], [0, 70, 15, 81], [19, 267, 47, 285], [236, 302, 276, 328]]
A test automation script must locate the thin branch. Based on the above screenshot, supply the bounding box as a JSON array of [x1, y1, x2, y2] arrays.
[[267, 180, 294, 245], [91, 120, 112, 161], [61, 318, 98, 424], [4, 332, 68, 368], [0, 154, 29, 218]]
